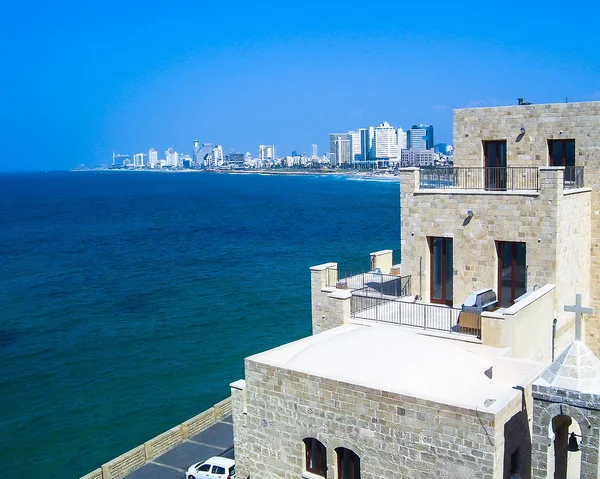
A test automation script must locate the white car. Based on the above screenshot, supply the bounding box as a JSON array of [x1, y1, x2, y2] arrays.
[[186, 456, 235, 479]]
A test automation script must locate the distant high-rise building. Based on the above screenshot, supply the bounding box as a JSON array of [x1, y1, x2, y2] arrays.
[[133, 153, 146, 167], [408, 124, 434, 150], [329, 133, 344, 165], [165, 148, 179, 167], [148, 148, 158, 168], [359, 126, 376, 163], [397, 128, 408, 151], [348, 130, 362, 163], [258, 144, 275, 160], [212, 145, 224, 166], [334, 134, 351, 166], [311, 144, 318, 159], [374, 121, 399, 162]]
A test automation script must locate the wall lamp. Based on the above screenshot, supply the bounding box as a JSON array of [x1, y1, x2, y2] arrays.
[[467, 210, 474, 218], [520, 127, 526, 134]]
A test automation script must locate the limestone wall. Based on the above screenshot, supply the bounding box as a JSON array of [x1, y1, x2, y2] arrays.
[[79, 397, 232, 479], [233, 360, 526, 479], [310, 262, 351, 334], [400, 168, 560, 308], [532, 385, 600, 479], [481, 285, 555, 363], [400, 165, 591, 359], [453, 101, 600, 356]]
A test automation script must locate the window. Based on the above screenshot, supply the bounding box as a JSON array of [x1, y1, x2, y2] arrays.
[[336, 447, 360, 479], [549, 139, 576, 183], [199, 464, 211, 472], [483, 140, 507, 190], [429, 237, 453, 306], [497, 241, 526, 308], [212, 465, 226, 475], [549, 139, 575, 167], [304, 438, 327, 476]]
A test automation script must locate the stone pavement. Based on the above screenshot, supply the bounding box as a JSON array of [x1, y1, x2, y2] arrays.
[[126, 415, 234, 479]]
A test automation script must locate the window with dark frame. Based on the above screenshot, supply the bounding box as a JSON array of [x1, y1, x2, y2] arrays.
[[304, 438, 327, 476], [336, 447, 360, 479], [497, 241, 526, 308], [549, 139, 576, 183]]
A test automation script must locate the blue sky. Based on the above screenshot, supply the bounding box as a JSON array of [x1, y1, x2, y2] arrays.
[[1, 0, 599, 170]]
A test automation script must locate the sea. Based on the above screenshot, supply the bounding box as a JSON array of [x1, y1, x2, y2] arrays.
[[0, 170, 400, 478]]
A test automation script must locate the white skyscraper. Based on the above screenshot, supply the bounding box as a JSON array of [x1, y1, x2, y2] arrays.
[[133, 153, 146, 167], [397, 128, 408, 151], [348, 130, 362, 164], [212, 145, 224, 166], [311, 144, 318, 159], [258, 145, 276, 160], [165, 148, 178, 167], [374, 121, 399, 162], [148, 148, 158, 168]]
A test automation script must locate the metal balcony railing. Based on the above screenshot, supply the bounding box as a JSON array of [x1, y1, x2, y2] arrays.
[[420, 167, 539, 191], [563, 166, 584, 189], [350, 294, 480, 338]]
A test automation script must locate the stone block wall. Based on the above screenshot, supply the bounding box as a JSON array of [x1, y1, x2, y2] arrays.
[[233, 360, 528, 479], [532, 385, 600, 479], [310, 263, 351, 334], [399, 168, 559, 307], [453, 101, 600, 356], [481, 285, 555, 362]]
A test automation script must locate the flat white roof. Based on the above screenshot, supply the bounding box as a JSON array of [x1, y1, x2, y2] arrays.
[[247, 324, 542, 413]]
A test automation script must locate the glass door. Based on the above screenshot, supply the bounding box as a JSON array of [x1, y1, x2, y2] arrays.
[[430, 237, 453, 306], [484, 140, 507, 190], [497, 241, 526, 308]]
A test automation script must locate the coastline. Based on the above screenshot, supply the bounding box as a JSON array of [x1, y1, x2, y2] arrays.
[[70, 167, 401, 181]]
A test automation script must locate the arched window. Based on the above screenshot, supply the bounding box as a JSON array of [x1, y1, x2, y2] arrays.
[[336, 447, 360, 479], [303, 438, 327, 476]]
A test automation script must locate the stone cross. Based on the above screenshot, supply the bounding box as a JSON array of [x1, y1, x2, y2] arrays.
[[564, 294, 595, 341]]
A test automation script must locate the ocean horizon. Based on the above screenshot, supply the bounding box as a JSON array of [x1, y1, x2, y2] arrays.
[[0, 171, 400, 477]]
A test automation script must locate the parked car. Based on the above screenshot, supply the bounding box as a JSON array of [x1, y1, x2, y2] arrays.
[[186, 456, 235, 479]]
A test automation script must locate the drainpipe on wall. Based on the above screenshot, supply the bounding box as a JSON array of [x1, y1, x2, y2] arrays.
[[552, 317, 557, 362], [419, 256, 423, 300]]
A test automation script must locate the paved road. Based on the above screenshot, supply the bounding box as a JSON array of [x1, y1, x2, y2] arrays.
[[126, 416, 234, 479]]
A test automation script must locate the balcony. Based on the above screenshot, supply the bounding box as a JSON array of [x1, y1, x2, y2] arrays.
[[351, 293, 479, 337], [419, 166, 584, 191]]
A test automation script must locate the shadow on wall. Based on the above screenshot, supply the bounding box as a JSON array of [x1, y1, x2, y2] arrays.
[[503, 402, 532, 478]]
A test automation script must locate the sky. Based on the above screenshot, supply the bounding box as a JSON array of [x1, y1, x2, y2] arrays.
[[1, 0, 600, 171]]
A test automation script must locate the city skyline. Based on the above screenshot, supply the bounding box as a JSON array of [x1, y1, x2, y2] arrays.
[[1, 1, 599, 171]]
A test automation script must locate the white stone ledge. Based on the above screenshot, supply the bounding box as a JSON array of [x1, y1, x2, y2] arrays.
[[504, 284, 555, 316], [329, 290, 352, 300], [302, 472, 326, 479], [563, 187, 592, 196], [370, 249, 393, 257], [310, 262, 337, 271], [230, 379, 246, 390]]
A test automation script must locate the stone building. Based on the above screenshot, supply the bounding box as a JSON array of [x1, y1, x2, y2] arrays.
[[230, 101, 600, 478]]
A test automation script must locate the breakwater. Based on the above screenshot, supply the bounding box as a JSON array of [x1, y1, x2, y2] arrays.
[[80, 397, 232, 479]]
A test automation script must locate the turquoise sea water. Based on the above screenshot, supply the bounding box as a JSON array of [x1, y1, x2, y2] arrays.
[[0, 171, 400, 477]]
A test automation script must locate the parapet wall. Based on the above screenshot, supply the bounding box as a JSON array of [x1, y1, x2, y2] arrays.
[[80, 397, 232, 479]]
